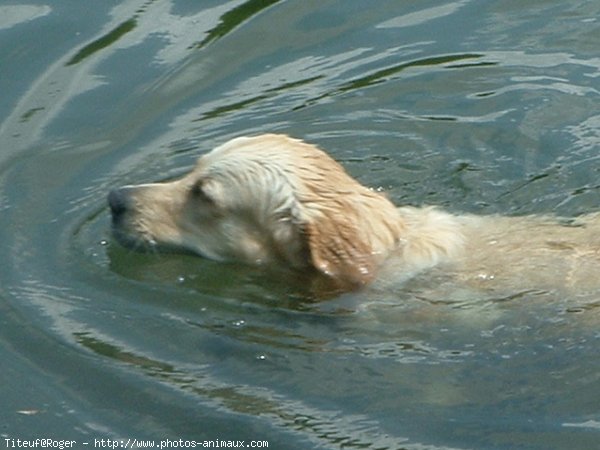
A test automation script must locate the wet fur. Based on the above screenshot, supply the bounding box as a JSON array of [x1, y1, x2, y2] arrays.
[[109, 134, 600, 294]]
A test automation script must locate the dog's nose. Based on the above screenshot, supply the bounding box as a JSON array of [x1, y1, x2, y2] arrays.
[[108, 188, 130, 217]]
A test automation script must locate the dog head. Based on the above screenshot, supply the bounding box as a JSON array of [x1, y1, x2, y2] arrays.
[[108, 134, 403, 289]]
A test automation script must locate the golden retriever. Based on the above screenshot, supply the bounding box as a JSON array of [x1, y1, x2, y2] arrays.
[[108, 134, 600, 295]]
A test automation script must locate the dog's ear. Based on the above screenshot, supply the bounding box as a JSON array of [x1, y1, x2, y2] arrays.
[[303, 216, 378, 289]]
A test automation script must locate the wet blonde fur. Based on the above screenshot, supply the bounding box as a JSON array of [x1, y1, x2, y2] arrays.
[[109, 134, 600, 293]]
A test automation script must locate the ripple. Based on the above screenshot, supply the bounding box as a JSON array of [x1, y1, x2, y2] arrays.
[[0, 5, 51, 30]]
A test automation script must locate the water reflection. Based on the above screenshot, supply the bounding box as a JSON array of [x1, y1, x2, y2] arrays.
[[72, 331, 433, 449], [0, 5, 51, 30], [2, 0, 600, 447], [194, 0, 282, 49]]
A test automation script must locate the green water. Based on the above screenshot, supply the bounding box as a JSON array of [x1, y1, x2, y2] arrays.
[[0, 1, 599, 449]]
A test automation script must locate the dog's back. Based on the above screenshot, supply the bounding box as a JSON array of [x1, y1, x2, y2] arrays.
[[451, 212, 600, 293]]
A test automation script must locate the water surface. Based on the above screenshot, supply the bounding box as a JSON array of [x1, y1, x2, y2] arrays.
[[1, 1, 599, 449]]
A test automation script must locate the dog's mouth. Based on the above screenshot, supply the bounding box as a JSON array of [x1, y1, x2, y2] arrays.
[[108, 187, 159, 252], [110, 213, 202, 259], [110, 219, 158, 253]]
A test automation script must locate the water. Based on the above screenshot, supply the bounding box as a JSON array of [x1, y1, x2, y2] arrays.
[[1, 1, 599, 449]]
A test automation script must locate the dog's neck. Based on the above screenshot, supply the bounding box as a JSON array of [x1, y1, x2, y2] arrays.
[[394, 206, 465, 271]]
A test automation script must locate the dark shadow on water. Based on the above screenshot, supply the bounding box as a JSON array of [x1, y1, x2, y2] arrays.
[[293, 53, 495, 111], [66, 19, 137, 66], [106, 241, 347, 310], [194, 0, 282, 49]]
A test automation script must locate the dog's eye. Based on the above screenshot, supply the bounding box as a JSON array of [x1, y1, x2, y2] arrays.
[[190, 180, 214, 204]]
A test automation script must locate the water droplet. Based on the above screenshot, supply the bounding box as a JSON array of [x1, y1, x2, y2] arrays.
[[476, 272, 495, 281]]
